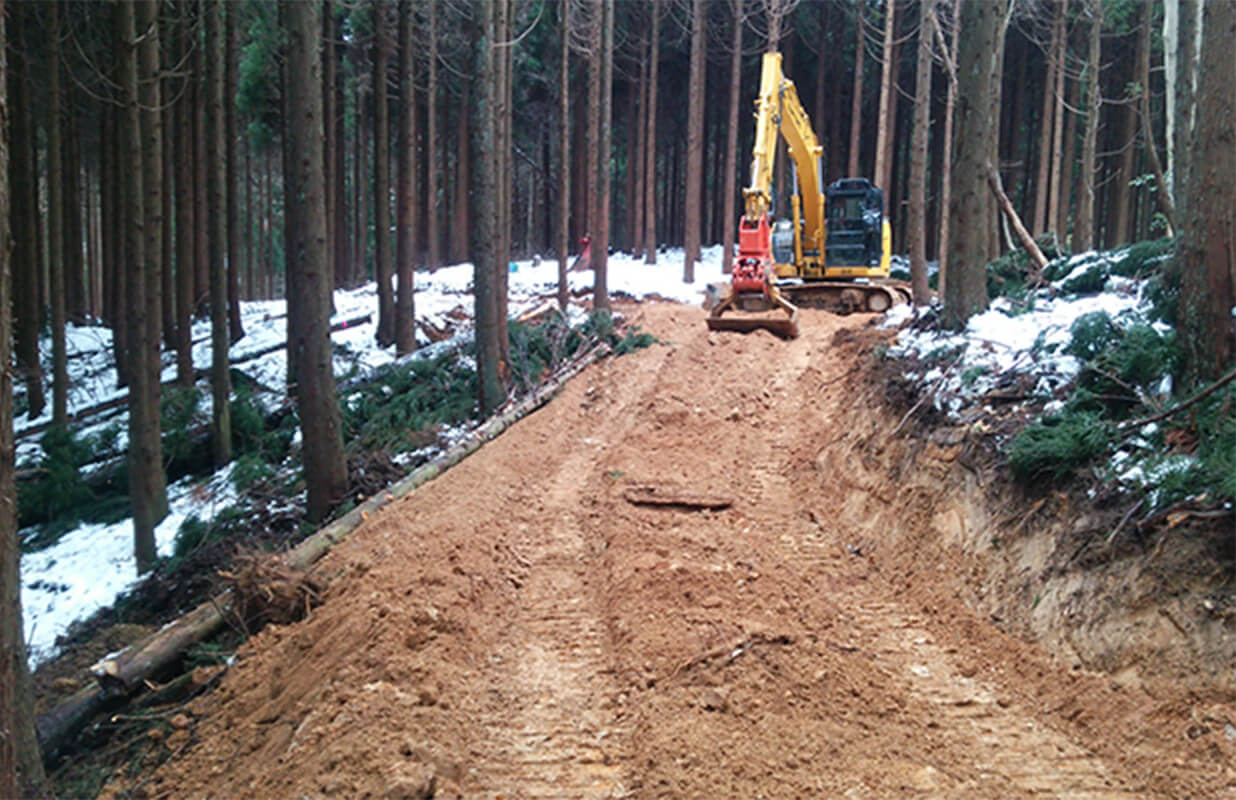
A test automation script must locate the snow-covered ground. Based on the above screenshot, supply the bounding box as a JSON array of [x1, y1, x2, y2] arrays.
[[20, 246, 726, 666]]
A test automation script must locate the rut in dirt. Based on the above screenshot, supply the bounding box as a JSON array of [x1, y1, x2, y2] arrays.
[[128, 303, 1228, 800]]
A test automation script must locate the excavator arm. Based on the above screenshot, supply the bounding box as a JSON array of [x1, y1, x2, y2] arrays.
[[742, 52, 825, 260]]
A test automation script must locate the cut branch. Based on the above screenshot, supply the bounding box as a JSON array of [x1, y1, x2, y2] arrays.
[[986, 162, 1048, 273]]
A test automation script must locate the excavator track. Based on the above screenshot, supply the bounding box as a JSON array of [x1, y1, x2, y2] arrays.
[[779, 278, 912, 315]]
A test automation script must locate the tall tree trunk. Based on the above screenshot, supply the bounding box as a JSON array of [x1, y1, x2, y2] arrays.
[[64, 109, 84, 324], [471, 0, 506, 415], [682, 0, 705, 282], [48, 2, 68, 427], [323, 1, 337, 301], [1076, 0, 1102, 251], [395, 0, 417, 355], [595, 0, 613, 308], [283, 0, 349, 523], [908, 0, 934, 304], [0, 4, 47, 790], [847, 3, 866, 177], [586, 0, 601, 267], [333, 9, 348, 289], [1136, 0, 1175, 232], [943, 0, 998, 329], [9, 15, 44, 419], [632, 13, 648, 261], [225, 4, 243, 342], [929, 1, 956, 293], [721, 0, 743, 275], [453, 80, 471, 265], [206, 0, 232, 467], [873, 0, 896, 200], [1171, 0, 1198, 229], [161, 22, 176, 351], [1047, 0, 1069, 238], [1178, 0, 1236, 384], [643, 0, 660, 263], [373, 7, 395, 346], [175, 13, 195, 386], [1111, 27, 1139, 247], [194, 36, 209, 316], [557, 0, 570, 308], [353, 81, 366, 286], [1034, 0, 1061, 234], [426, 0, 440, 270], [494, 0, 511, 368]]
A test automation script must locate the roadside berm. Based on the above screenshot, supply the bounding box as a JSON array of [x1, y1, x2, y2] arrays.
[[107, 303, 1236, 799]]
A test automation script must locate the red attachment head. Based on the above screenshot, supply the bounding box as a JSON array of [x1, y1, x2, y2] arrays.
[[733, 215, 773, 296]]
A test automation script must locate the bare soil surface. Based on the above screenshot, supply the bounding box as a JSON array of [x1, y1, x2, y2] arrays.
[[118, 303, 1236, 799]]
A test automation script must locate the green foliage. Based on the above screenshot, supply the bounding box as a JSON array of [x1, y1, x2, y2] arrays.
[[1068, 318, 1178, 417], [1110, 237, 1173, 278], [342, 352, 477, 454], [232, 453, 276, 492], [161, 386, 205, 468], [1065, 312, 1119, 361], [19, 427, 131, 551], [172, 515, 209, 561], [237, 0, 285, 152], [1060, 261, 1110, 295], [170, 505, 249, 564], [1009, 411, 1112, 483], [986, 235, 1069, 300]]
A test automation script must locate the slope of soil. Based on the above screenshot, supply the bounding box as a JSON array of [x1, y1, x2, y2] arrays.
[[116, 302, 1235, 799]]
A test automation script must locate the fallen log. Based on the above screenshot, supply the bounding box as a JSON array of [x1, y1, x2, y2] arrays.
[[623, 485, 734, 511], [17, 313, 371, 442], [36, 342, 611, 758], [986, 162, 1049, 274]]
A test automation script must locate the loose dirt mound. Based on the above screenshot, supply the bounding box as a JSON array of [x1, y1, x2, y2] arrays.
[[118, 303, 1235, 799]]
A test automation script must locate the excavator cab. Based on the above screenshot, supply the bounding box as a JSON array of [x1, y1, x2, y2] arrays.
[[825, 179, 884, 268]]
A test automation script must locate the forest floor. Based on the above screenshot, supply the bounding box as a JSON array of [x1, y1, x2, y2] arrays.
[[100, 302, 1236, 799]]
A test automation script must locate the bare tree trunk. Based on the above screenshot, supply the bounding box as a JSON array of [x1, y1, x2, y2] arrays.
[[161, 22, 176, 350], [194, 38, 209, 316], [847, 3, 865, 177], [1171, 0, 1197, 228], [586, 0, 601, 268], [1047, 0, 1069, 238], [453, 80, 471, 264], [8, 14, 44, 419], [395, 0, 417, 355], [943, 0, 998, 329], [333, 10, 347, 289], [206, 0, 232, 467], [908, 0, 934, 304], [1034, 0, 1061, 234], [1076, 0, 1102, 251], [1179, 0, 1236, 384], [373, 5, 395, 346], [682, 0, 706, 282], [323, 1, 337, 299], [283, 0, 349, 523], [595, 0, 613, 308], [558, 0, 570, 308], [426, 0, 440, 270], [1136, 0, 1175, 232], [721, 0, 744, 275], [472, 0, 506, 414], [226, 4, 243, 342], [643, 0, 660, 264], [48, 2, 68, 427], [632, 13, 648, 261], [929, 1, 956, 294], [175, 12, 195, 386], [495, 0, 511, 368], [873, 0, 896, 199], [0, 5, 47, 789]]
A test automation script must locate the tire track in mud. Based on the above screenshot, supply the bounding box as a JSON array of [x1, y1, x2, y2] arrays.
[[468, 348, 676, 798]]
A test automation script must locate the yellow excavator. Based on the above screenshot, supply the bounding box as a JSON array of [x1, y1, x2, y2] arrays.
[[707, 52, 911, 338]]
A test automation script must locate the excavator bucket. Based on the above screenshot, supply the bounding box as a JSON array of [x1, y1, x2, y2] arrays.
[[706, 291, 800, 339]]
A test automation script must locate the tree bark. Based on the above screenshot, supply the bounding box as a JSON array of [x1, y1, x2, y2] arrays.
[[1046, 0, 1069, 239], [175, 12, 195, 387], [586, 0, 601, 269], [943, 0, 998, 329], [721, 0, 744, 275], [595, 0, 613, 308], [1171, 0, 1197, 228], [332, 8, 347, 291], [1135, 0, 1175, 233], [426, 0, 440, 270], [453, 80, 471, 265], [226, 4, 243, 343], [643, 0, 660, 264], [682, 0, 706, 283], [1076, 0, 1102, 252], [48, 2, 69, 427], [395, 0, 417, 355], [284, 0, 349, 523], [161, 21, 176, 351], [1034, 0, 1061, 234], [558, 0, 571, 308], [1178, 0, 1236, 384], [206, 0, 232, 468], [873, 0, 896, 202], [373, 5, 395, 346], [907, 0, 934, 305], [0, 3, 47, 789], [847, 3, 866, 177], [8, 13, 44, 420]]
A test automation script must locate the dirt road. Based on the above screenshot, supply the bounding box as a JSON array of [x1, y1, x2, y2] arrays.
[[136, 303, 1233, 799]]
